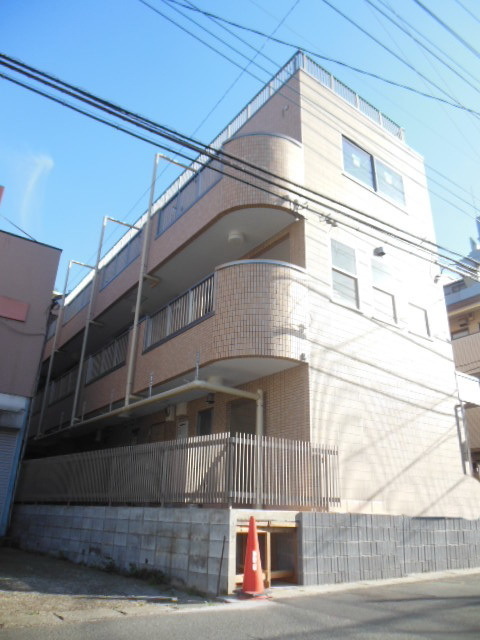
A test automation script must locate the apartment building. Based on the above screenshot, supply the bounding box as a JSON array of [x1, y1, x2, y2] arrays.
[[0, 229, 60, 536], [20, 52, 480, 520], [444, 220, 480, 477]]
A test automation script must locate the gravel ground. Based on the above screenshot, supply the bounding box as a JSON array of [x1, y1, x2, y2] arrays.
[[0, 547, 216, 629]]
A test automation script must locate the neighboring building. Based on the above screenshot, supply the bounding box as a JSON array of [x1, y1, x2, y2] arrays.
[[11, 52, 480, 592], [0, 229, 60, 536], [444, 218, 480, 477]]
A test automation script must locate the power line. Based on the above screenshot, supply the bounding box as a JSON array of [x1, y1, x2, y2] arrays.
[[1, 51, 476, 277], [363, 0, 480, 159], [242, 0, 480, 219], [0, 213, 38, 242], [376, 0, 480, 90], [157, 0, 480, 117], [452, 0, 480, 26], [145, 1, 480, 224], [412, 0, 480, 61], [1, 52, 478, 280], [364, 0, 480, 97], [319, 0, 480, 120]]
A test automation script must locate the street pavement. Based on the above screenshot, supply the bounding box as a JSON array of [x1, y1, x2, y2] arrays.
[[1, 547, 480, 639]]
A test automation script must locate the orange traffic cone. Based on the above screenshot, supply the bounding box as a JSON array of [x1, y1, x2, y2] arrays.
[[242, 516, 265, 596]]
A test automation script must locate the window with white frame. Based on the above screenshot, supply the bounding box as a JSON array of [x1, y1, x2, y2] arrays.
[[408, 303, 430, 337], [371, 259, 397, 323], [331, 239, 359, 308], [342, 137, 405, 205]]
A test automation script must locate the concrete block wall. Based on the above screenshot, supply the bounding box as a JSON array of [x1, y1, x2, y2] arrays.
[[298, 512, 480, 585], [10, 505, 232, 595]]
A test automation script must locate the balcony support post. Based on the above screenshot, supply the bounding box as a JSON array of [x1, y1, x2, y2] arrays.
[[125, 153, 160, 406], [70, 219, 107, 425], [255, 389, 264, 509], [37, 260, 72, 436]]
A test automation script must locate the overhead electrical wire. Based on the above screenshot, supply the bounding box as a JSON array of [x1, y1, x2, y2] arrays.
[[412, 0, 480, 62], [1, 51, 478, 279], [236, 0, 480, 218], [453, 0, 480, 27], [158, 0, 480, 117], [363, 0, 480, 159], [364, 0, 480, 98], [149, 0, 480, 226], [153, 0, 480, 222], [319, 0, 480, 122], [0, 53, 478, 280], [376, 0, 480, 90]]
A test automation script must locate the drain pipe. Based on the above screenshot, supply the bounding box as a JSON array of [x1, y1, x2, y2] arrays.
[[455, 403, 473, 475]]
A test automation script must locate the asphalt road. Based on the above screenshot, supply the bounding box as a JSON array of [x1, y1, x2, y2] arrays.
[[2, 572, 480, 640]]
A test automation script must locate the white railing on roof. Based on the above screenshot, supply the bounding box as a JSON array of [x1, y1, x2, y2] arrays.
[[62, 52, 403, 314]]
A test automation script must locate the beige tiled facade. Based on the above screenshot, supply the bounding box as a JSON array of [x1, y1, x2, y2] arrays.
[[30, 56, 480, 518]]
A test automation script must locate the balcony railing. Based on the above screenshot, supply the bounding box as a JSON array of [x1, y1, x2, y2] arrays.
[[144, 274, 214, 350], [15, 433, 340, 510], [49, 366, 78, 405], [85, 331, 130, 383]]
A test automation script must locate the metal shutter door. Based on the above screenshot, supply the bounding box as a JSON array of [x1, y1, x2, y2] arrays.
[[0, 429, 20, 525]]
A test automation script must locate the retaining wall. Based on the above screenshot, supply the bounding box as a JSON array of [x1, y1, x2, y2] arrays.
[[10, 505, 233, 595], [298, 513, 480, 585]]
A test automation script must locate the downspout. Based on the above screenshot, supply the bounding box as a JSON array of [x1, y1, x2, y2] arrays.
[[455, 403, 473, 476]]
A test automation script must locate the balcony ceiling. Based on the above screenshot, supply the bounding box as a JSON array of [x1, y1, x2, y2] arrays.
[[39, 357, 301, 444], [46, 206, 296, 380], [86, 206, 296, 352]]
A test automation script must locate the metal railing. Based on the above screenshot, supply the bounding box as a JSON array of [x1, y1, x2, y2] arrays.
[[48, 366, 78, 405], [144, 274, 214, 349], [85, 331, 130, 383], [15, 433, 340, 510]]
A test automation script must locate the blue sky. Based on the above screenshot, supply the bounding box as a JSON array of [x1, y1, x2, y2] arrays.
[[1, 0, 480, 291]]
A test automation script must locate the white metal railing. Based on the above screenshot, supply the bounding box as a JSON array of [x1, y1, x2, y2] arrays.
[[144, 274, 214, 349], [99, 231, 142, 289], [48, 366, 78, 405], [15, 433, 340, 509], [85, 331, 130, 383], [63, 281, 93, 324]]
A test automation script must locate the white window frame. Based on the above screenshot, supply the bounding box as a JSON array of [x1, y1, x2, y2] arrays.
[[331, 239, 360, 309], [342, 137, 405, 206], [408, 303, 430, 337], [371, 258, 397, 324]]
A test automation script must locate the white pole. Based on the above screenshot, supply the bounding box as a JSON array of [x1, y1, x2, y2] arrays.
[[124, 153, 160, 406]]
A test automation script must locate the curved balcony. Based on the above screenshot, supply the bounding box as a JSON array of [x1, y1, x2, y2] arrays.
[[212, 259, 309, 362], [133, 259, 310, 396]]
